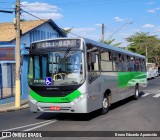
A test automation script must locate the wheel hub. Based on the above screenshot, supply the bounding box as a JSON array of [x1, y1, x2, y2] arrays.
[[103, 98, 108, 109]]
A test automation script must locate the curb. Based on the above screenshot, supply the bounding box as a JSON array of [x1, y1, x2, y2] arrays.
[[0, 105, 29, 113]]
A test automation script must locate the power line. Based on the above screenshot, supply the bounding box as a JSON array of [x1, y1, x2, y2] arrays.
[[0, 10, 13, 13], [21, 9, 43, 20]]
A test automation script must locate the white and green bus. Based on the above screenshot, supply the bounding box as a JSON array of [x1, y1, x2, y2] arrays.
[[28, 38, 147, 114]]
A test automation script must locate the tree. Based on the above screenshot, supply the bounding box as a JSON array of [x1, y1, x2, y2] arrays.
[[61, 28, 72, 35], [100, 39, 122, 47], [126, 32, 160, 66]]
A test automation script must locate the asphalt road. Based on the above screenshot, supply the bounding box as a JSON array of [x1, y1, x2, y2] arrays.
[[0, 76, 160, 140]]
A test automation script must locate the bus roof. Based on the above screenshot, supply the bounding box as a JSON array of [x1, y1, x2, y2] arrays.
[[83, 38, 145, 59], [31, 37, 145, 59]]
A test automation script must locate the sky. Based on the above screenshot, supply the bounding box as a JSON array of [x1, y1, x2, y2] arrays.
[[0, 0, 160, 46]]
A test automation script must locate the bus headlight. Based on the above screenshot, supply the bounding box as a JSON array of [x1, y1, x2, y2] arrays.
[[70, 92, 88, 105], [28, 95, 37, 104]]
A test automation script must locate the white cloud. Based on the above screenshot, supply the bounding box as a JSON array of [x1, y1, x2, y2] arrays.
[[147, 9, 156, 13], [67, 27, 100, 40], [21, 1, 63, 20], [146, 2, 155, 5], [147, 7, 160, 13], [72, 27, 96, 32], [142, 24, 155, 28], [114, 17, 124, 22], [155, 26, 160, 32], [131, 28, 141, 32], [94, 24, 102, 27]]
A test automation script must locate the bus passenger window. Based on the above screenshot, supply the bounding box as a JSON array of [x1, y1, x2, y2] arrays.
[[135, 58, 141, 71], [141, 59, 146, 72], [113, 53, 123, 71], [123, 55, 128, 72], [100, 49, 112, 71], [130, 57, 136, 71]]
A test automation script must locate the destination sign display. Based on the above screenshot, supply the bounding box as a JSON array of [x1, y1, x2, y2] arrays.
[[32, 39, 81, 49]]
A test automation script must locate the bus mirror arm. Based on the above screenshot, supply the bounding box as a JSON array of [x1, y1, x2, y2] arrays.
[[88, 74, 92, 82]]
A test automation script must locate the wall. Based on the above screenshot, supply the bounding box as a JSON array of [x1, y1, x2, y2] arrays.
[[10, 23, 61, 47]]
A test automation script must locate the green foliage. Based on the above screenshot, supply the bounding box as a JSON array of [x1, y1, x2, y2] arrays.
[[100, 39, 122, 47], [126, 32, 160, 66], [61, 28, 72, 35]]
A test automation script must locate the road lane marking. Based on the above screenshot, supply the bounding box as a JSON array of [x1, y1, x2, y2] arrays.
[[141, 93, 150, 97], [1, 120, 53, 131], [23, 120, 57, 131], [153, 94, 160, 98]]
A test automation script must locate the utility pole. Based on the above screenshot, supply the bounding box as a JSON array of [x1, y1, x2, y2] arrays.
[[102, 23, 104, 43], [145, 45, 148, 64], [15, 0, 21, 108]]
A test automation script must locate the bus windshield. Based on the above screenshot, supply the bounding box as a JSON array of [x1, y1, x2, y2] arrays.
[[28, 50, 84, 86]]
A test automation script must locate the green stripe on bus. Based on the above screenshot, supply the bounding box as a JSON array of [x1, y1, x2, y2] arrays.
[[118, 72, 147, 88], [30, 89, 81, 103]]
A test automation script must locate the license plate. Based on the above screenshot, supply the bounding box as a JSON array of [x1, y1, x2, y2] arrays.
[[50, 106, 61, 111]]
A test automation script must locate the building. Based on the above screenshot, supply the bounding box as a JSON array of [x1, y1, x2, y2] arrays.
[[0, 19, 66, 103], [0, 19, 66, 46]]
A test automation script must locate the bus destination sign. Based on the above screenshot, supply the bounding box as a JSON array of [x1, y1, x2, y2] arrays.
[[33, 39, 81, 49]]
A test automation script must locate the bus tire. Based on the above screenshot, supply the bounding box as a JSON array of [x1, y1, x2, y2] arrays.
[[134, 85, 139, 100], [101, 95, 109, 115]]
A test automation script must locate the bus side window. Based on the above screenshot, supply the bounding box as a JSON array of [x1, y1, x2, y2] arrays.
[[112, 52, 118, 71], [130, 57, 136, 71], [87, 44, 100, 82], [127, 56, 131, 71], [100, 49, 112, 71], [135, 58, 141, 71], [141, 59, 146, 72], [113, 53, 123, 71], [123, 55, 128, 72]]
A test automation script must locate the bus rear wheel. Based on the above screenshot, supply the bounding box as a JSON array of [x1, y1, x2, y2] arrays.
[[101, 95, 109, 115], [133, 85, 139, 100]]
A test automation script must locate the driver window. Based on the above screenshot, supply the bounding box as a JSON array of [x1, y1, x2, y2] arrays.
[[87, 44, 100, 82]]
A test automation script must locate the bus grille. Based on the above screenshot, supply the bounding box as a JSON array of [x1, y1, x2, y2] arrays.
[[35, 90, 74, 97]]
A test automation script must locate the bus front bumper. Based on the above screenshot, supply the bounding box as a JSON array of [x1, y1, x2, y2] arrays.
[[28, 95, 88, 113]]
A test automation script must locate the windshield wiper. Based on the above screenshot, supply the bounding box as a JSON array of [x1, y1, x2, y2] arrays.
[[63, 47, 71, 58]]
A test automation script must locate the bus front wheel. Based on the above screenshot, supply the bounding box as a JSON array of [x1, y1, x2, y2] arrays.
[[101, 95, 109, 115]]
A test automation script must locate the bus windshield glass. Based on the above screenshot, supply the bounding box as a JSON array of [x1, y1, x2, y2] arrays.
[[28, 50, 84, 86]]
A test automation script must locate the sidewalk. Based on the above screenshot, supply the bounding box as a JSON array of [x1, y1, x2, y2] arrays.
[[0, 99, 29, 113]]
